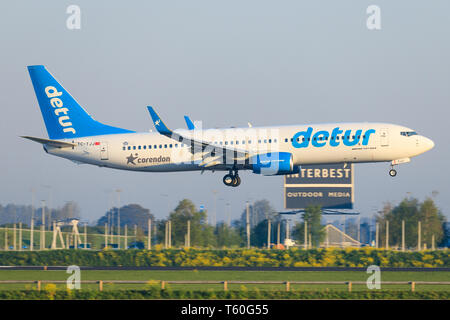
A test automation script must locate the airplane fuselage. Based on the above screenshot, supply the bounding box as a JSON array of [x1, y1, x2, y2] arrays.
[[46, 122, 434, 173]]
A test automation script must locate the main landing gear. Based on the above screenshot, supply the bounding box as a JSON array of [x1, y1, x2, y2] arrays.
[[223, 170, 241, 187]]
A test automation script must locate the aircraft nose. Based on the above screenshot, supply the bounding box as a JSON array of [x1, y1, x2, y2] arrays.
[[423, 137, 435, 151]]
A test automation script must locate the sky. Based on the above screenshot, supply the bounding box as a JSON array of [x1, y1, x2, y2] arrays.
[[0, 1, 449, 224]]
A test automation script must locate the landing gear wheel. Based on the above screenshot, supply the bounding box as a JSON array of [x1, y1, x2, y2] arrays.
[[389, 169, 397, 177], [223, 174, 234, 186], [232, 175, 241, 187], [223, 169, 241, 187]]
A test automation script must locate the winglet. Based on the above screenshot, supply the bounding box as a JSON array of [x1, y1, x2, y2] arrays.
[[184, 115, 196, 130], [147, 106, 172, 135]]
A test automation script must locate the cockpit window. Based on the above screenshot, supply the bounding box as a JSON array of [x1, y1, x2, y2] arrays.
[[400, 131, 418, 137]]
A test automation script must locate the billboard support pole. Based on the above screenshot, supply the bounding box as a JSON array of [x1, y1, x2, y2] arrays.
[[246, 202, 250, 249], [304, 221, 307, 250]]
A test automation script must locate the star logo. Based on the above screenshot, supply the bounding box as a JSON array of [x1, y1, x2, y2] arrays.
[[155, 119, 161, 126], [126, 153, 138, 165]]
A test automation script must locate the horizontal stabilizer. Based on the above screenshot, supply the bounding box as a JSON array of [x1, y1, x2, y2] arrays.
[[21, 136, 76, 148]]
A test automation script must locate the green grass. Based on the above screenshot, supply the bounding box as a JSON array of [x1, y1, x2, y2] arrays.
[[0, 270, 448, 292]]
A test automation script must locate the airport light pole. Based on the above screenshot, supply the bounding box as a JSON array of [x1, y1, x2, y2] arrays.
[[41, 200, 46, 250], [187, 220, 190, 248], [402, 220, 405, 251], [418, 221, 421, 251], [42, 185, 53, 231], [30, 217, 34, 251], [147, 218, 152, 250], [385, 220, 389, 250], [277, 222, 280, 247], [104, 189, 114, 241], [357, 216, 360, 245], [212, 190, 218, 227], [84, 223, 87, 249], [375, 222, 379, 248], [31, 188, 35, 229], [246, 201, 250, 249], [116, 189, 122, 249], [226, 202, 231, 227]]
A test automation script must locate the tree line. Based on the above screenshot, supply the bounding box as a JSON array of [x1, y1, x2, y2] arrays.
[[0, 196, 447, 249]]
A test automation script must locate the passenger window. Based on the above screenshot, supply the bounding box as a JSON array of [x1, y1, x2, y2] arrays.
[[159, 145, 162, 148], [143, 146, 146, 149], [133, 146, 136, 150], [170, 144, 172, 148], [122, 147, 126, 151], [285, 138, 288, 142], [242, 140, 245, 144], [127, 146, 131, 150]]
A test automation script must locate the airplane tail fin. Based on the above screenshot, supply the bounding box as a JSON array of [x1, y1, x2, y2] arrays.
[[184, 116, 196, 130], [27, 65, 134, 139]]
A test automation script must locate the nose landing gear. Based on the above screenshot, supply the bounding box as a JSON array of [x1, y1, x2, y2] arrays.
[[389, 168, 397, 177], [223, 170, 241, 187], [389, 164, 397, 177]]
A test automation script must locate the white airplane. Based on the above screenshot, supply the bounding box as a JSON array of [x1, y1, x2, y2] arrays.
[[23, 65, 434, 187]]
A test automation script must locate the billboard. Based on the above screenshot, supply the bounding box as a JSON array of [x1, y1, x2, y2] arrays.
[[284, 164, 354, 209]]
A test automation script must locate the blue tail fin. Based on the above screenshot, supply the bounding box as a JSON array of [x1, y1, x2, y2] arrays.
[[184, 115, 196, 130], [27, 65, 134, 139]]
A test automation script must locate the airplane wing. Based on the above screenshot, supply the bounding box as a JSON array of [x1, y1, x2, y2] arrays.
[[147, 106, 250, 167], [21, 136, 76, 148]]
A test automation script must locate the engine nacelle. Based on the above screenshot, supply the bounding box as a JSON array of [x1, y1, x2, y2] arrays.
[[251, 152, 299, 175]]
